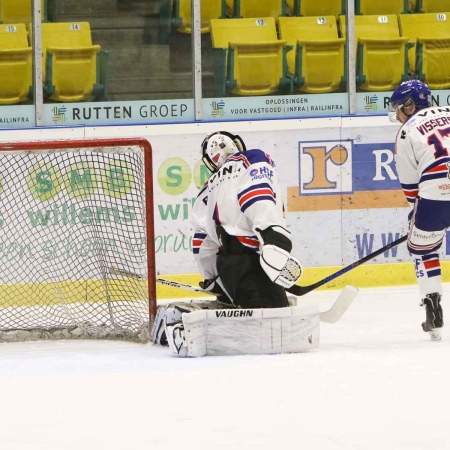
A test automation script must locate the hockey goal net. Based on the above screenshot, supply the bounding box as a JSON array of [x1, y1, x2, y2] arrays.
[[0, 138, 156, 343]]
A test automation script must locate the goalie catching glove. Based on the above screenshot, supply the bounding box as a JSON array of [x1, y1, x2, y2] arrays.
[[256, 226, 302, 289]]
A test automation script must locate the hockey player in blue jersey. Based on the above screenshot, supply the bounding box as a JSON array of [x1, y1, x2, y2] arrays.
[[389, 80, 449, 340]]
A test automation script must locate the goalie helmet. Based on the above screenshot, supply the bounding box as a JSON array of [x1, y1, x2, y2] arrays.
[[388, 80, 431, 122], [201, 131, 246, 173]]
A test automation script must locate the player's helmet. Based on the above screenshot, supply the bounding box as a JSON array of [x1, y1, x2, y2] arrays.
[[388, 79, 431, 122], [201, 131, 246, 173]]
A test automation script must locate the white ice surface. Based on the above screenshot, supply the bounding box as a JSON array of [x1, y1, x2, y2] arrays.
[[1, 284, 450, 450]]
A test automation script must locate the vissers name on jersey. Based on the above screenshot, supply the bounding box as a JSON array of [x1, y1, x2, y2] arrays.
[[415, 109, 450, 135]]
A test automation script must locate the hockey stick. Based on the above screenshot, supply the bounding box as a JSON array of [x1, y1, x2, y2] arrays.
[[156, 277, 208, 293], [319, 285, 358, 323], [155, 277, 358, 323], [109, 269, 212, 294], [108, 267, 209, 293], [288, 234, 408, 296]]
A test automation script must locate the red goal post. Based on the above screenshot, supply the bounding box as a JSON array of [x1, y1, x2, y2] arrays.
[[0, 138, 156, 342]]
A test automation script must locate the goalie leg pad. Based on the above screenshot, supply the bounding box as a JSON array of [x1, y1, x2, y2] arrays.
[[150, 302, 195, 345], [165, 320, 189, 356], [169, 305, 319, 357]]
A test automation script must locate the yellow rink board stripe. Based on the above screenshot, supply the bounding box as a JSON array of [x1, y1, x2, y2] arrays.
[[155, 262, 450, 299], [0, 279, 147, 308], [2, 262, 449, 306]]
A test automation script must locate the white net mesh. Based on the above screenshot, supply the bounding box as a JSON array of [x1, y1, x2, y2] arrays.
[[0, 142, 152, 342]]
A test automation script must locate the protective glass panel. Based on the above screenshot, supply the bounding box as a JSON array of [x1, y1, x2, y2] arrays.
[[355, 5, 450, 115], [40, 0, 194, 126], [202, 0, 349, 121], [0, 0, 36, 128]]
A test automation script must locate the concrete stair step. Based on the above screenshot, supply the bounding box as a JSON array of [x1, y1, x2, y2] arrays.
[[107, 45, 170, 77]]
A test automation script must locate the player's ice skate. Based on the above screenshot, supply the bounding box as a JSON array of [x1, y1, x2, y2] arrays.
[[421, 293, 443, 341]]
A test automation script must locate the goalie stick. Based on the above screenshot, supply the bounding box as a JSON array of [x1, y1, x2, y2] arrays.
[[155, 277, 208, 293], [109, 268, 209, 293], [288, 234, 408, 296], [154, 277, 358, 323], [109, 269, 211, 294]]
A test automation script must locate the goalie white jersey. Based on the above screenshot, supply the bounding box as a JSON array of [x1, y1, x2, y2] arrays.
[[192, 149, 287, 280], [394, 106, 450, 205]]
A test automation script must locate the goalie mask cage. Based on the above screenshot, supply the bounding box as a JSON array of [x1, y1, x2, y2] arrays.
[[0, 138, 156, 343]]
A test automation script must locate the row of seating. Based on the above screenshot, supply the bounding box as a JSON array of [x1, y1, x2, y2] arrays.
[[210, 13, 450, 96], [171, 0, 449, 34], [0, 22, 107, 105]]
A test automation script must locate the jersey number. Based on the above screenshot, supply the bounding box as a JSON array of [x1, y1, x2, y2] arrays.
[[428, 127, 450, 158]]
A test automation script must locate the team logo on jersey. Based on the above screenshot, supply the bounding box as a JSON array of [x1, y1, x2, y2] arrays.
[[249, 166, 274, 181]]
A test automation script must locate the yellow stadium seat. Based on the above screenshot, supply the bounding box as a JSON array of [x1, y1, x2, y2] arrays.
[[232, 0, 287, 18], [356, 0, 411, 15], [0, 23, 32, 104], [31, 22, 108, 102], [0, 0, 45, 24], [399, 13, 450, 89], [416, 0, 449, 13], [172, 0, 227, 33], [210, 17, 293, 95], [340, 15, 410, 91], [278, 16, 345, 93], [286, 0, 343, 18]]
